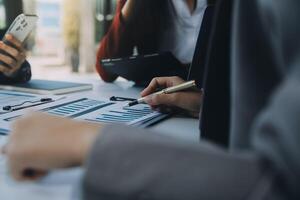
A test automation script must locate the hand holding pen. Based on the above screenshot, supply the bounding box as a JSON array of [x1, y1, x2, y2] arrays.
[[135, 77, 203, 117], [129, 79, 197, 106]]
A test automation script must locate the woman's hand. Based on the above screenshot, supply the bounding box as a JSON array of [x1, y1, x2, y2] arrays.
[[121, 0, 137, 22], [2, 113, 102, 181], [141, 77, 203, 117], [0, 34, 26, 76]]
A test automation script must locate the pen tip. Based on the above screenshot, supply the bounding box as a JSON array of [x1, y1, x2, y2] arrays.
[[127, 102, 133, 107], [127, 101, 138, 107]]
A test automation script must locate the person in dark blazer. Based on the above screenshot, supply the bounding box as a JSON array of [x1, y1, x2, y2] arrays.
[[0, 0, 31, 83], [3, 0, 300, 199]]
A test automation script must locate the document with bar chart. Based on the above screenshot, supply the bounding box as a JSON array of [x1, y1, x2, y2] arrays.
[[0, 96, 169, 135]]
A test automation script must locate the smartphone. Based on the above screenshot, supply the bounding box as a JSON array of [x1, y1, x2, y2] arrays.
[[5, 14, 38, 43]]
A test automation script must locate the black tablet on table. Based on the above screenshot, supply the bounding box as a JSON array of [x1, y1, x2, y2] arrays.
[[101, 52, 188, 85]]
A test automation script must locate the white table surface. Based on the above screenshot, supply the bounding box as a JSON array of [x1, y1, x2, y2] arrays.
[[0, 76, 199, 200]]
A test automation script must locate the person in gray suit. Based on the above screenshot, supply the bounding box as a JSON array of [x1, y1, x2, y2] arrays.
[[3, 0, 300, 199]]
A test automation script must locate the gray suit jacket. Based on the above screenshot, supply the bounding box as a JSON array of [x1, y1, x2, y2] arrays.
[[82, 0, 300, 199]]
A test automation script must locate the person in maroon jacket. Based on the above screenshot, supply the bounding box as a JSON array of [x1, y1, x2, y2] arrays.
[[96, 0, 211, 83]]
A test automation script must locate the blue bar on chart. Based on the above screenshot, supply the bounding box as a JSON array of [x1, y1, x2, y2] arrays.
[[87, 105, 155, 124], [43, 98, 114, 118]]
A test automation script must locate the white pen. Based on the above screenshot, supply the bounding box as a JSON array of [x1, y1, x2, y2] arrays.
[[127, 80, 197, 107]]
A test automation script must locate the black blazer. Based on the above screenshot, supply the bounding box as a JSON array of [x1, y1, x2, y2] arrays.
[[200, 0, 232, 147], [207, 0, 217, 5]]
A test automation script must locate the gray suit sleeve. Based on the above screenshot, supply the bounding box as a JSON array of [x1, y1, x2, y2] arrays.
[[82, 125, 270, 200], [251, 71, 300, 199]]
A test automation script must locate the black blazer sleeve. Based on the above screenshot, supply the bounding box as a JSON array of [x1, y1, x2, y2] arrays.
[[0, 60, 32, 84]]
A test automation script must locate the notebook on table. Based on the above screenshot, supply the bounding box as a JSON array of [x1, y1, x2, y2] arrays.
[[0, 79, 93, 95]]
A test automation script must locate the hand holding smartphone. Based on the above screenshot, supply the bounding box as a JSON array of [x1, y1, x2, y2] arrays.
[[5, 14, 38, 43], [0, 14, 38, 76]]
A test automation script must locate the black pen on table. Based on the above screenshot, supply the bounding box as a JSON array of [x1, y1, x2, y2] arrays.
[[127, 80, 197, 107]]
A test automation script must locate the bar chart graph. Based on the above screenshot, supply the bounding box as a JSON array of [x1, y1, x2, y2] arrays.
[[1, 97, 168, 131], [83, 103, 168, 127], [43, 98, 114, 118], [87, 105, 153, 124]]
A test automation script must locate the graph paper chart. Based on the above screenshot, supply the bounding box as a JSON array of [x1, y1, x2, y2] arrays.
[[43, 98, 114, 118], [87, 106, 152, 123], [82, 103, 166, 127], [43, 98, 167, 126], [0, 97, 168, 135]]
